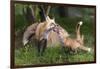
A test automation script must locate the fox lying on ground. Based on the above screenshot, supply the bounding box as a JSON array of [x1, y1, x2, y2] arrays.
[[54, 21, 91, 53]]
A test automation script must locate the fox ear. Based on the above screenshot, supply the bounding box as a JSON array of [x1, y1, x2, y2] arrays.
[[46, 16, 50, 22]]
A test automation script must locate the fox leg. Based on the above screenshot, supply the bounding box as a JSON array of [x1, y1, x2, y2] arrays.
[[66, 46, 78, 54], [70, 49, 78, 54], [39, 38, 47, 56], [61, 46, 67, 54], [37, 40, 41, 56]]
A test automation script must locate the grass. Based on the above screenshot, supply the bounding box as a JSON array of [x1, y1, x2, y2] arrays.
[[15, 43, 94, 66]]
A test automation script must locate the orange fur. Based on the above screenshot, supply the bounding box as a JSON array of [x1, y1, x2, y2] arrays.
[[23, 16, 70, 46], [55, 21, 91, 52]]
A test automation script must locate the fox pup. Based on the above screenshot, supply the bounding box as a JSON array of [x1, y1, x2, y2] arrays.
[[54, 21, 91, 53]]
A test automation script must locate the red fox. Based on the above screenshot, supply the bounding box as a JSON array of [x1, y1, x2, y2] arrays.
[[23, 16, 56, 45], [54, 21, 91, 53], [23, 16, 70, 55]]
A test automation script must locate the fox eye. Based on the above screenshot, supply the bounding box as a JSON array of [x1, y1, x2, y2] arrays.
[[56, 24, 59, 26], [50, 23, 55, 26]]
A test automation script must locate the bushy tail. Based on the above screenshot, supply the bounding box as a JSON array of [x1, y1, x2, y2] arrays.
[[76, 21, 83, 40], [79, 46, 91, 52]]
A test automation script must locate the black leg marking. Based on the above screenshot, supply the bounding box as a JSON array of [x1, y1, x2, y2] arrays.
[[40, 39, 47, 56], [37, 40, 41, 56], [61, 46, 68, 55]]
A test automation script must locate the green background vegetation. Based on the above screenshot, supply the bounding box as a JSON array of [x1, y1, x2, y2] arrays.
[[14, 3, 95, 66]]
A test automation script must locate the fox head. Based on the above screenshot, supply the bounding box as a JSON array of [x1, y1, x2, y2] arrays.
[[44, 16, 56, 31]]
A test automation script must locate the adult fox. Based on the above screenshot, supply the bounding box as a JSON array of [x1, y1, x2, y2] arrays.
[[23, 16, 69, 55]]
